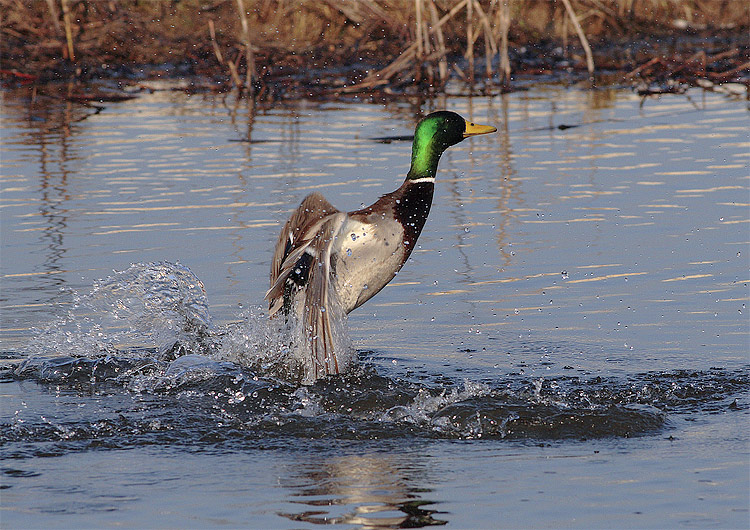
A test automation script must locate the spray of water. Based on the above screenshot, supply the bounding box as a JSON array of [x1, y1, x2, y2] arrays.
[[23, 261, 353, 385]]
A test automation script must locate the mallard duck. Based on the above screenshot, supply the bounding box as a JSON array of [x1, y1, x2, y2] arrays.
[[266, 111, 496, 381]]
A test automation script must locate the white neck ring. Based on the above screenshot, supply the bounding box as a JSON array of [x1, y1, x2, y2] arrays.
[[408, 177, 435, 184]]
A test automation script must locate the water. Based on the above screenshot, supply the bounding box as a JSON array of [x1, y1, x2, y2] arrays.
[[1, 82, 748, 528]]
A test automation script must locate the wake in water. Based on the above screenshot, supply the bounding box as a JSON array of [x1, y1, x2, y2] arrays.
[[7, 346, 748, 449], [5, 261, 748, 449]]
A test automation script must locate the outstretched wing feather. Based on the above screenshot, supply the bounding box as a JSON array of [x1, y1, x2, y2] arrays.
[[266, 192, 340, 315]]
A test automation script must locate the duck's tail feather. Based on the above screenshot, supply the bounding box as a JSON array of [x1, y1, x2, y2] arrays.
[[298, 213, 348, 382]]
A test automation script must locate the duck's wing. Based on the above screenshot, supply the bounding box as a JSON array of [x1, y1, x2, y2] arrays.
[[267, 192, 341, 316], [266, 193, 348, 380]]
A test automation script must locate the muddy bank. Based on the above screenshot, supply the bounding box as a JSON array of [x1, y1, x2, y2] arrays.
[[1, 0, 748, 100]]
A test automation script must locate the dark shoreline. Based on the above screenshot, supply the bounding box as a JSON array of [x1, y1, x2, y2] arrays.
[[3, 37, 747, 105], [2, 1, 747, 102]]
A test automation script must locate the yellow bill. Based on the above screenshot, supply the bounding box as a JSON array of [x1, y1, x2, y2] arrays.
[[463, 120, 498, 137]]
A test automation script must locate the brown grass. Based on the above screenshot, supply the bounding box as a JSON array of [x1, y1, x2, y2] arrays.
[[1, 0, 747, 96]]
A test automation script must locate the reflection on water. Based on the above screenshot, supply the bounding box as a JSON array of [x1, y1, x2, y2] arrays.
[[1, 81, 748, 529], [9, 88, 93, 301], [280, 452, 446, 527]]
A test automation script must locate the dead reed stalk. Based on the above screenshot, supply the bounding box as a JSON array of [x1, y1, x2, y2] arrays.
[[420, 1, 434, 85], [466, 0, 474, 86], [44, 0, 62, 35], [560, 0, 595, 76], [428, 0, 448, 84], [208, 19, 224, 65], [472, 0, 496, 81], [60, 0, 74, 61], [209, 18, 244, 89], [494, 0, 512, 87], [415, 0, 424, 84], [235, 0, 256, 96]]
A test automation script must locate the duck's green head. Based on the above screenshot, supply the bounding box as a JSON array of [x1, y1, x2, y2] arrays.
[[407, 111, 496, 181]]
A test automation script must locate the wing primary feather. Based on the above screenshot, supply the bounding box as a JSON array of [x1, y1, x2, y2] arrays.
[[267, 192, 340, 317]]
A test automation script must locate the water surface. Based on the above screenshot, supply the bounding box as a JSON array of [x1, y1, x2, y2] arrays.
[[1, 82, 748, 528]]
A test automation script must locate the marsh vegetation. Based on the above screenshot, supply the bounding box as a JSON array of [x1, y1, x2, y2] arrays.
[[2, 0, 747, 98]]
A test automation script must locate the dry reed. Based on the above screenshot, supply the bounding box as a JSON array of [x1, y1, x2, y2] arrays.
[[1, 0, 746, 96], [59, 0, 74, 62], [560, 0, 594, 77], [235, 0, 256, 95]]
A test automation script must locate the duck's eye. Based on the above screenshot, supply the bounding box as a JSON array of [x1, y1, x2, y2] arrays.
[[470, 122, 475, 126]]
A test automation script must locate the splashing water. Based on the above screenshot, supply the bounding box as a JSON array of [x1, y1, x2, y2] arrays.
[[216, 296, 353, 385], [26, 262, 214, 360], [6, 261, 747, 447], [215, 306, 307, 384], [22, 261, 353, 386]]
